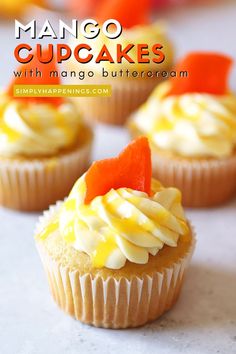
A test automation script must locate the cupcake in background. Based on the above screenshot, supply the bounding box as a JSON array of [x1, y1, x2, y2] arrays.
[[0, 0, 46, 18], [0, 50, 93, 211], [66, 0, 105, 18], [35, 137, 195, 328], [66, 0, 188, 18], [68, 0, 174, 125], [128, 52, 236, 207]]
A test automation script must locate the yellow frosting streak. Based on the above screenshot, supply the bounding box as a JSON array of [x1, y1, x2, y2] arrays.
[[0, 121, 21, 142], [92, 233, 117, 268], [56, 175, 187, 269], [132, 81, 236, 158], [38, 220, 59, 241], [0, 96, 81, 157]]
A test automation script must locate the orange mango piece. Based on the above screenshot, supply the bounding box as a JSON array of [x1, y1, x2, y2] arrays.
[[169, 52, 233, 96], [95, 0, 151, 29], [85, 137, 152, 204]]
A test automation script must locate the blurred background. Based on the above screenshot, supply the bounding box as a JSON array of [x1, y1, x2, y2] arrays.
[[0, 0, 236, 88]]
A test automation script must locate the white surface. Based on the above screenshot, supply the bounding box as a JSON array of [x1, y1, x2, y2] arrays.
[[1, 3, 236, 354]]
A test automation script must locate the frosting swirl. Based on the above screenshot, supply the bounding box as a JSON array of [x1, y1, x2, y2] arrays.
[[131, 82, 236, 158], [56, 175, 188, 269], [0, 95, 81, 157]]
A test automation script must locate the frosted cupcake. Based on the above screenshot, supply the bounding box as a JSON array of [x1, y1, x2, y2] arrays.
[[68, 0, 173, 125], [35, 137, 195, 328], [0, 51, 93, 211], [129, 52, 236, 207]]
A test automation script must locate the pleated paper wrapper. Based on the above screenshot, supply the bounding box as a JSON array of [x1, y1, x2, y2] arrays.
[[35, 202, 196, 329], [72, 77, 164, 126], [128, 124, 236, 207], [151, 150, 236, 207], [0, 130, 93, 211]]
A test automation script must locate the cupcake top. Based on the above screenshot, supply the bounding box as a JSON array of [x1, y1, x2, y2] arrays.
[[0, 50, 82, 158], [37, 137, 188, 270], [0, 94, 81, 157], [70, 22, 173, 73], [69, 1, 173, 74], [130, 52, 236, 158]]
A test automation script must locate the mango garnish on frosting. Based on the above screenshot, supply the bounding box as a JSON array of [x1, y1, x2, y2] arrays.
[[168, 52, 233, 96], [131, 52, 236, 158], [7, 48, 63, 106], [84, 137, 152, 204], [37, 138, 188, 270], [96, 0, 151, 29]]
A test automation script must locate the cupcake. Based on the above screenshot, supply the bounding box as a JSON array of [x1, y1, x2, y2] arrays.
[[0, 50, 93, 211], [35, 137, 195, 329], [68, 0, 173, 125], [128, 52, 236, 207]]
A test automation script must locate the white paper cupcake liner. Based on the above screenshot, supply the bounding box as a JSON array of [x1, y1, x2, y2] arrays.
[[72, 77, 167, 126], [151, 150, 236, 207], [0, 129, 93, 211], [35, 202, 196, 329]]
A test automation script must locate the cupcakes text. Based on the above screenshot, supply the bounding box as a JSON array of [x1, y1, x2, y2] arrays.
[[14, 19, 166, 65]]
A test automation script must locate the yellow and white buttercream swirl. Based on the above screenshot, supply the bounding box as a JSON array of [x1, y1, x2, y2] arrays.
[[131, 81, 236, 158], [55, 175, 188, 269], [0, 94, 81, 157]]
